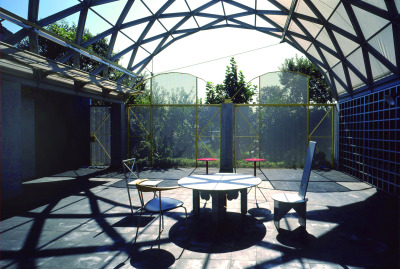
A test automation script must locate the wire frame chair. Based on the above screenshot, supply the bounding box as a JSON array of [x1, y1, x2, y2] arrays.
[[134, 179, 189, 249], [122, 158, 140, 215]]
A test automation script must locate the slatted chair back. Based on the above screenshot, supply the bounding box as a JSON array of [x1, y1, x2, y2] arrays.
[[298, 141, 317, 200]]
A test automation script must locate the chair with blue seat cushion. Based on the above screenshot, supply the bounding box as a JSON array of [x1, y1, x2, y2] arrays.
[[122, 158, 163, 215], [271, 141, 316, 231], [135, 179, 189, 249]]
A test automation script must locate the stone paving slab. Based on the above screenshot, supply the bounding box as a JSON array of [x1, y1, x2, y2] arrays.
[[1, 168, 399, 268]]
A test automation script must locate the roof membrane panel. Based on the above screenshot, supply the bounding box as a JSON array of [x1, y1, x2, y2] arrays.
[[332, 62, 346, 84], [328, 3, 356, 36], [295, 0, 317, 18], [292, 36, 311, 51], [288, 20, 305, 36], [368, 25, 396, 66], [333, 30, 359, 56], [310, 0, 340, 20], [265, 15, 286, 28], [333, 77, 347, 95], [353, 5, 389, 40], [1, 0, 399, 99], [275, 0, 293, 10], [346, 48, 367, 80], [297, 19, 322, 38], [369, 52, 391, 80], [321, 47, 340, 67], [316, 28, 336, 52], [348, 68, 364, 89], [317, 63, 327, 74], [307, 44, 324, 66], [362, 0, 387, 11]]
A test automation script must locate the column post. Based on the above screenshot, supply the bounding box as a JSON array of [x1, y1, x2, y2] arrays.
[[219, 100, 234, 173]]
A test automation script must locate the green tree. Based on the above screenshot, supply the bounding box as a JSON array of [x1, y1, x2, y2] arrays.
[[279, 55, 334, 103], [205, 82, 225, 104], [17, 20, 122, 80], [205, 57, 256, 104]]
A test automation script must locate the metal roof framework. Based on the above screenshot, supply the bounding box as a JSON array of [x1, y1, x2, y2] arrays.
[[1, 0, 399, 100]]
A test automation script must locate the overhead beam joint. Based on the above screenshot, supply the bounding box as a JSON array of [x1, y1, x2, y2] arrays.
[[281, 0, 298, 43]]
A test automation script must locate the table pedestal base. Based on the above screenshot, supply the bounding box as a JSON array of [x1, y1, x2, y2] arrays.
[[192, 189, 248, 224]]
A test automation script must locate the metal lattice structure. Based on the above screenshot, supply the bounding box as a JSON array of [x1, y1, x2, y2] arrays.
[[1, 0, 399, 99]]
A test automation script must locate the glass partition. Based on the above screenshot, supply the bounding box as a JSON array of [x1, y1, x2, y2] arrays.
[[128, 71, 334, 169]]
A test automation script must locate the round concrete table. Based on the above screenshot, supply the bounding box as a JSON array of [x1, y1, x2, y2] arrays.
[[197, 158, 217, 174], [245, 158, 265, 176], [178, 173, 261, 224]]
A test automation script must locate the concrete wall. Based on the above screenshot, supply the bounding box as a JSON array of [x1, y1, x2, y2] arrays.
[[1, 79, 91, 199], [1, 80, 22, 199]]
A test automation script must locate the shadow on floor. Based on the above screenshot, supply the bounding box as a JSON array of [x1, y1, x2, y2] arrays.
[[169, 211, 266, 253], [1, 168, 399, 268], [1, 167, 113, 220], [257, 190, 399, 268]]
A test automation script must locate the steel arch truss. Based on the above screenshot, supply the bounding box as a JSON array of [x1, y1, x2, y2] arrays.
[[1, 0, 399, 98]]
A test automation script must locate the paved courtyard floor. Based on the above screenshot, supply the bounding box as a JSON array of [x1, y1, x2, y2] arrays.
[[1, 167, 399, 268]]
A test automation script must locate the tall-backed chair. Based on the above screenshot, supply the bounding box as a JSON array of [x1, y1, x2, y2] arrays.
[[135, 179, 189, 249], [271, 141, 316, 231]]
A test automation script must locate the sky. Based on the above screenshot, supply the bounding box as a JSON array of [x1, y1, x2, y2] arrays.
[[151, 28, 303, 84], [1, 0, 304, 85]]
